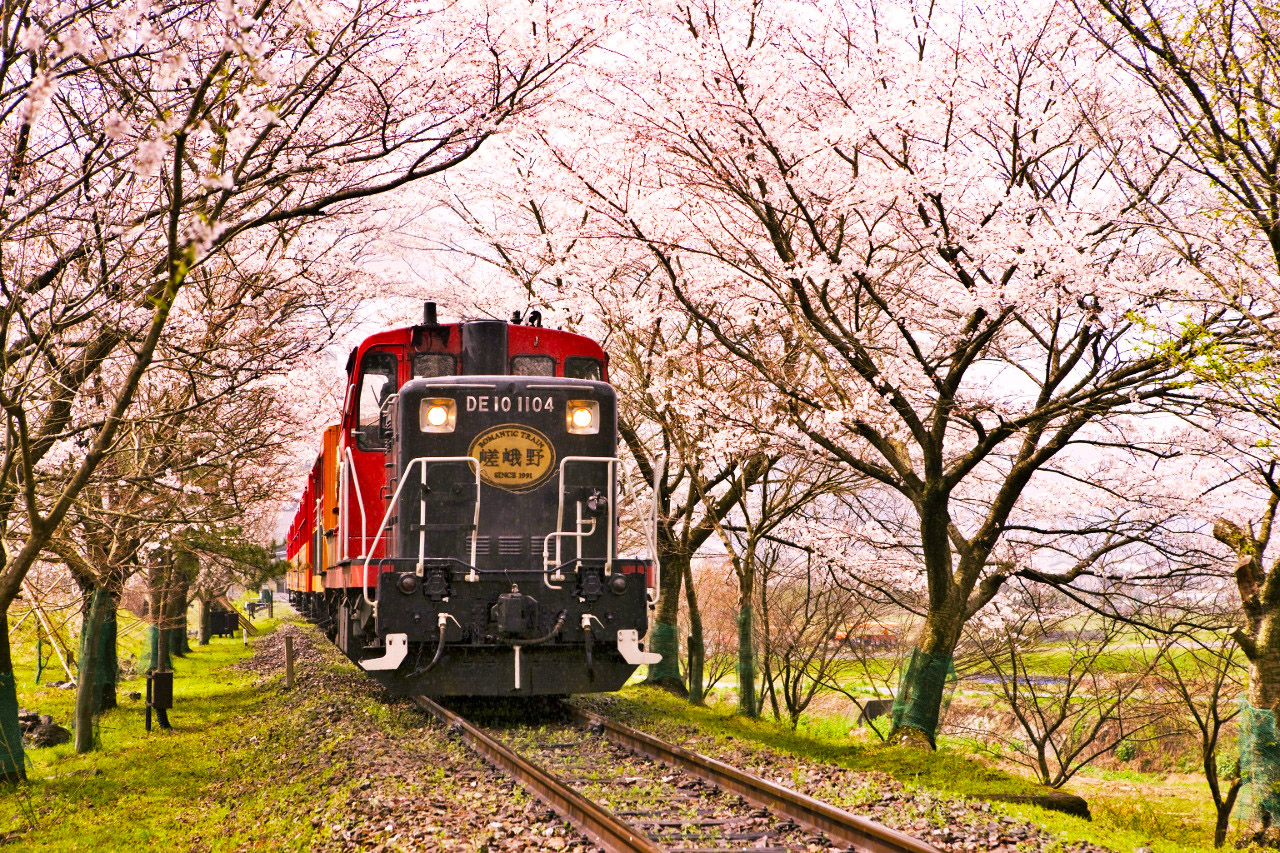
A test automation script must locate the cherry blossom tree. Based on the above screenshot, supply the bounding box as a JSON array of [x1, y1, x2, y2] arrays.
[[1081, 0, 1280, 824], [0, 0, 593, 782], [1154, 632, 1244, 847], [711, 458, 850, 717], [467, 0, 1257, 747], [47, 249, 346, 753], [755, 544, 861, 729]]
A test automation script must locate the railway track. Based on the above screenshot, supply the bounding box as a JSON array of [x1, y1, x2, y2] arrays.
[[412, 695, 939, 853]]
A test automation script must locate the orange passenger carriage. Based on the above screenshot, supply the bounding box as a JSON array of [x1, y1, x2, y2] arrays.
[[285, 304, 660, 696]]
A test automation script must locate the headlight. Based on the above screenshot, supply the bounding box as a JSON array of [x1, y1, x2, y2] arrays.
[[420, 398, 456, 433], [566, 400, 599, 435]]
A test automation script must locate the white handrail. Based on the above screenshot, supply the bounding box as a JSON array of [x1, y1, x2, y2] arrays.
[[543, 519, 598, 590], [339, 446, 368, 564], [314, 492, 323, 576], [362, 456, 481, 611], [544, 456, 619, 585], [337, 453, 346, 562]]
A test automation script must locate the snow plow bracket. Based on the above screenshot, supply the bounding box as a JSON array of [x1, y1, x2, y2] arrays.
[[617, 629, 661, 665], [360, 633, 409, 672]]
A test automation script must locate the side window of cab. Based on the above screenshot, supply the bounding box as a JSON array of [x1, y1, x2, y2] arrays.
[[355, 351, 399, 451], [565, 357, 602, 381], [511, 355, 555, 376]]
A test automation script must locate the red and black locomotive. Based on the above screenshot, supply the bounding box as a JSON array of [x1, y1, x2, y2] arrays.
[[286, 304, 660, 696]]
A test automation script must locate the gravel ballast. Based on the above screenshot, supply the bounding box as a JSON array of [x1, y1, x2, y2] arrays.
[[576, 695, 1115, 853], [239, 622, 596, 852]]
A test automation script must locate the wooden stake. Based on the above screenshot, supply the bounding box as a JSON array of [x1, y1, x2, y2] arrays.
[[284, 635, 294, 689]]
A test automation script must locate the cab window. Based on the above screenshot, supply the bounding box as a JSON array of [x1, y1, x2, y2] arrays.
[[414, 353, 456, 378], [356, 351, 398, 450], [511, 355, 554, 376], [565, 357, 602, 381]]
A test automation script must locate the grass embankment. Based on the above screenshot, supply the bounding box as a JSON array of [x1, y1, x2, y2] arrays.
[[1, 613, 326, 852], [2, 614, 1236, 853], [589, 686, 1232, 853]]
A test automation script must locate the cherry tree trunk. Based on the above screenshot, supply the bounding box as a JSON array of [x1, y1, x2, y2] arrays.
[[1212, 767, 1242, 846], [737, 586, 757, 718], [98, 600, 117, 712], [158, 620, 173, 673], [74, 588, 112, 753], [684, 556, 705, 704], [143, 625, 160, 671], [890, 607, 963, 749], [198, 598, 212, 646], [168, 583, 190, 657], [78, 588, 118, 714], [1248, 619, 1280, 713], [645, 550, 688, 694], [1244, 614, 1280, 827], [0, 609, 24, 782]]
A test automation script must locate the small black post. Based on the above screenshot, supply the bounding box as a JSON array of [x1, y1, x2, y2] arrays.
[[145, 669, 174, 731]]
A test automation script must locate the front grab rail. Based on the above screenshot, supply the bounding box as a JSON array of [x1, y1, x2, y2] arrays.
[[362, 456, 481, 612], [544, 456, 619, 589]]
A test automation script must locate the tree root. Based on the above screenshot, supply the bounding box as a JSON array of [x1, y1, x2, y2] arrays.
[[642, 676, 689, 698], [888, 726, 934, 750]]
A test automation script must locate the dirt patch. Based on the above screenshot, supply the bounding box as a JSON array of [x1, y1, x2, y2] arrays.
[[237, 621, 598, 852]]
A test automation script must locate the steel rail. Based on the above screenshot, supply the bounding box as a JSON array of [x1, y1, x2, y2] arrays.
[[411, 697, 661, 853], [569, 707, 942, 853]]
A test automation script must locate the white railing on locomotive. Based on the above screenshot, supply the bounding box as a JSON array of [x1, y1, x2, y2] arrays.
[[313, 491, 324, 575], [542, 456, 620, 590], [338, 446, 369, 564], [361, 455, 482, 613]]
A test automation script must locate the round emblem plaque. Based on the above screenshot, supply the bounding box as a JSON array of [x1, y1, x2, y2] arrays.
[[467, 424, 557, 492]]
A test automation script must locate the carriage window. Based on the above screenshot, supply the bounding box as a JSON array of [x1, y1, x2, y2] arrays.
[[565, 357, 602, 381], [511, 355, 555, 376], [414, 353, 456, 378], [356, 351, 398, 450]]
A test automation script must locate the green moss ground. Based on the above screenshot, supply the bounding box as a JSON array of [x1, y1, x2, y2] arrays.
[[0, 611, 1249, 853], [1, 613, 328, 852]]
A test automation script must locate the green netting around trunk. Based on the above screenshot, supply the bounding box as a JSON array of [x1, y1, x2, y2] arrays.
[[142, 625, 160, 672], [891, 647, 957, 745], [1238, 700, 1280, 822], [645, 621, 682, 683], [79, 589, 115, 712], [736, 608, 756, 716]]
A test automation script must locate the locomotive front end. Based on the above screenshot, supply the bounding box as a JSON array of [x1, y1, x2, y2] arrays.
[[357, 374, 657, 696]]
